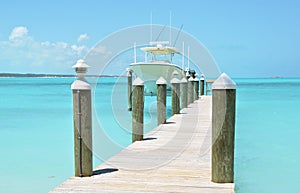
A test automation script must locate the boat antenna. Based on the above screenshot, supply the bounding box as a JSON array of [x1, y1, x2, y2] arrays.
[[150, 12, 152, 43], [169, 11, 172, 46], [134, 42, 137, 63], [182, 41, 184, 70], [173, 24, 183, 47], [188, 46, 190, 70], [155, 25, 167, 41]]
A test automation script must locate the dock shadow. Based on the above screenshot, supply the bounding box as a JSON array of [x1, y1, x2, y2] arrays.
[[143, 137, 157, 141], [93, 168, 118, 176], [164, 121, 176, 124]]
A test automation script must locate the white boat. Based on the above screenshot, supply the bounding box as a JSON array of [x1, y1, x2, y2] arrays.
[[130, 41, 185, 94]]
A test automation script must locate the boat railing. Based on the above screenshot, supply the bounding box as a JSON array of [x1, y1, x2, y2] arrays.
[[151, 60, 171, 64]]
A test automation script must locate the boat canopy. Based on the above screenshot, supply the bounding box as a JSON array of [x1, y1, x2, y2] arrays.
[[141, 46, 180, 55]]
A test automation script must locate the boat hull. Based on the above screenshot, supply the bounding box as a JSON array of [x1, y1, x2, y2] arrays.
[[130, 63, 184, 94]]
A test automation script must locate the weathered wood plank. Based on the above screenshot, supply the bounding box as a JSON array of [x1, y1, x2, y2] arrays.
[[50, 96, 234, 193]]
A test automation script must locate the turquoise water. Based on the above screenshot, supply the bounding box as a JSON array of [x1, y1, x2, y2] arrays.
[[0, 77, 299, 193], [0, 78, 74, 193], [235, 78, 300, 193]]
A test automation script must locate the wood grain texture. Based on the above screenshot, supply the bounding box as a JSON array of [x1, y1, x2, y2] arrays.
[[212, 89, 236, 183], [180, 81, 187, 109], [188, 80, 194, 105], [132, 85, 144, 142], [171, 83, 180, 115], [72, 90, 93, 177], [157, 84, 166, 125]]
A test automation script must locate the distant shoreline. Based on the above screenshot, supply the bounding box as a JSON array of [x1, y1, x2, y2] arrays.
[[0, 73, 121, 78], [1, 73, 299, 79]]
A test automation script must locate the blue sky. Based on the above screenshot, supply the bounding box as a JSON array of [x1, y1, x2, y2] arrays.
[[0, 0, 300, 77]]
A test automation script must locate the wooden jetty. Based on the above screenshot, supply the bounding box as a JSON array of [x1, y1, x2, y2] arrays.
[[50, 96, 234, 193]]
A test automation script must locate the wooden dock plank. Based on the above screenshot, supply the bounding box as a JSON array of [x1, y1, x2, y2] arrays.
[[50, 96, 234, 193]]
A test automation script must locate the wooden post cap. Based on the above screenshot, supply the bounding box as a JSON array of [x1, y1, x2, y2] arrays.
[[172, 70, 179, 77], [156, 77, 167, 85], [180, 78, 187, 83], [71, 80, 91, 90], [126, 68, 132, 76], [133, 77, 144, 86], [71, 59, 91, 90], [212, 73, 236, 90], [200, 74, 205, 80], [188, 77, 194, 81], [171, 77, 180, 84]]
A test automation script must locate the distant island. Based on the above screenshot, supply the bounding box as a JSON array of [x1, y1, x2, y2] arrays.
[[271, 76, 282, 79], [0, 73, 120, 78]]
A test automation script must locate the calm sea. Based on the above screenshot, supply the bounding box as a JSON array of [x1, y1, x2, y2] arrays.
[[0, 77, 299, 193]]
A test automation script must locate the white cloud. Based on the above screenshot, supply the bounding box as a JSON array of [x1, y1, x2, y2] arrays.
[[71, 45, 88, 55], [77, 33, 89, 42], [41, 41, 50, 46], [89, 46, 112, 56], [9, 26, 29, 41], [0, 26, 91, 73], [56, 42, 68, 49]]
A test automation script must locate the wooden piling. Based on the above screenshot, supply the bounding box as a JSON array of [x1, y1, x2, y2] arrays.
[[200, 74, 205, 96], [127, 68, 133, 111], [180, 78, 188, 109], [211, 73, 236, 183], [156, 77, 167, 125], [171, 77, 181, 115], [71, 60, 93, 177], [193, 77, 199, 101], [188, 77, 194, 105], [132, 77, 144, 143]]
